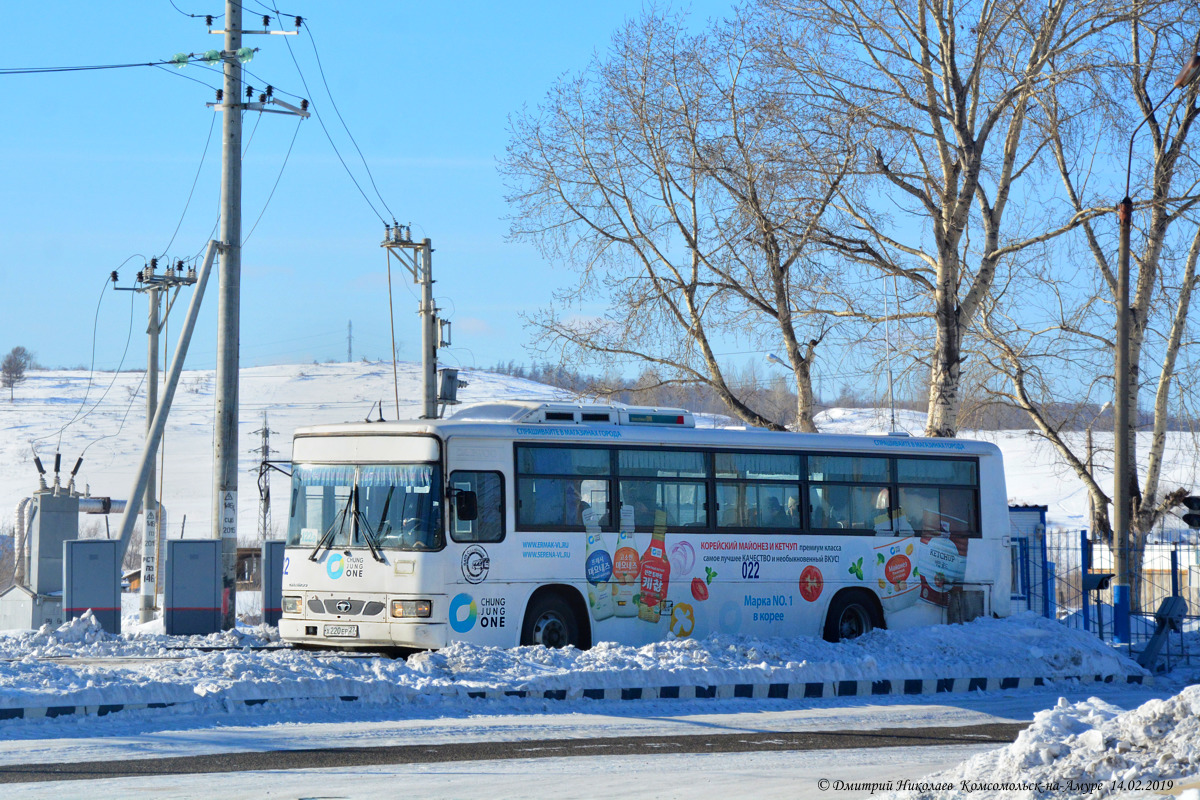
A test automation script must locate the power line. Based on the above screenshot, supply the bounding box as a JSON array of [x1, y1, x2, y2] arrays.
[[243, 117, 302, 245], [0, 53, 225, 76], [167, 0, 221, 19], [267, 8, 387, 224], [298, 17, 395, 221], [33, 262, 139, 449], [159, 112, 218, 257]]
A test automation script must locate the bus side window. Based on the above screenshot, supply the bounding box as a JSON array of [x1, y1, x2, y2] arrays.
[[450, 471, 505, 543]]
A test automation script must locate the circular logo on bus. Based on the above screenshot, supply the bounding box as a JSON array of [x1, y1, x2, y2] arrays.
[[461, 545, 490, 584], [449, 593, 477, 632], [326, 553, 345, 580]]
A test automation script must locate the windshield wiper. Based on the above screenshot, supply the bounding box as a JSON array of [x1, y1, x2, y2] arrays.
[[309, 491, 353, 562], [375, 486, 395, 540], [352, 485, 387, 563]]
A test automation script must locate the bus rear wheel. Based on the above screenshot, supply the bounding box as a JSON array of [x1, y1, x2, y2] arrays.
[[823, 591, 882, 642], [521, 594, 581, 649]]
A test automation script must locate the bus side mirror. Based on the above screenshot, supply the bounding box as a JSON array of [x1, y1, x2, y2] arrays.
[[455, 490, 478, 522]]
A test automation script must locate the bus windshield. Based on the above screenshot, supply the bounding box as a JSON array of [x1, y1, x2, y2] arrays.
[[286, 463, 443, 552]]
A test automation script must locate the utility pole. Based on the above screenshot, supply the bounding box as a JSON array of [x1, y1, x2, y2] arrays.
[[382, 226, 441, 418], [347, 320, 353, 362], [208, 5, 306, 629], [113, 258, 197, 623], [212, 0, 245, 630], [251, 409, 276, 542]]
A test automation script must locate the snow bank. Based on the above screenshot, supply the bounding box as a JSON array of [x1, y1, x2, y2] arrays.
[[884, 687, 1200, 799], [0, 613, 1143, 715]]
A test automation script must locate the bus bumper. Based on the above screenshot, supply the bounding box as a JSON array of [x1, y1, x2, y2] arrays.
[[279, 617, 448, 650]]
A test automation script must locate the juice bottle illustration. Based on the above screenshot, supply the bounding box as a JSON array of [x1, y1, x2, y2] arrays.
[[584, 509, 615, 620], [612, 505, 640, 617], [638, 510, 670, 623]]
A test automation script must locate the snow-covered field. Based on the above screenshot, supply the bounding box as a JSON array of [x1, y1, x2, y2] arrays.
[[0, 362, 567, 540]]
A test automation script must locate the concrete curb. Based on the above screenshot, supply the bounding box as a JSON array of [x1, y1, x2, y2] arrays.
[[0, 673, 1149, 721]]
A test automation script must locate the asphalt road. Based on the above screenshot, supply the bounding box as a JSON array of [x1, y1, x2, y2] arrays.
[[0, 722, 1026, 783]]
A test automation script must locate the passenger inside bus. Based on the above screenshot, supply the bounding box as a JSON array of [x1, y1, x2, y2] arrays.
[[763, 496, 788, 527], [627, 484, 674, 530]]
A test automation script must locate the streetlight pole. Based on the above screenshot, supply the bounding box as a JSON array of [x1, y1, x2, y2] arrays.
[[1111, 51, 1200, 644]]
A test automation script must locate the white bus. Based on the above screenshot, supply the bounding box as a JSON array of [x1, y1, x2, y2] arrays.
[[279, 401, 1011, 652]]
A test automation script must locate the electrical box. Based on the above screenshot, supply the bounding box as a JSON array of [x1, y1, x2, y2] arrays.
[[63, 539, 121, 633], [164, 539, 222, 635], [437, 368, 460, 405], [261, 540, 285, 627], [30, 493, 80, 596]]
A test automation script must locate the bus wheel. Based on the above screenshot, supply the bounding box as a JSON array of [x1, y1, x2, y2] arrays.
[[823, 591, 881, 643], [522, 594, 580, 649]]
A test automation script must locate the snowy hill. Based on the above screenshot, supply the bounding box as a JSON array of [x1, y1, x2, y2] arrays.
[[2, 361, 1196, 536], [0, 362, 568, 540]]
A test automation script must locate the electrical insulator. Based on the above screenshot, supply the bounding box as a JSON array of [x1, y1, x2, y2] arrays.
[[110, 271, 118, 284], [266, 85, 273, 98], [136, 270, 144, 283], [176, 260, 184, 274], [295, 16, 303, 28], [262, 15, 270, 26], [300, 99, 309, 112], [149, 257, 157, 274], [216, 88, 223, 102], [246, 85, 255, 100], [259, 93, 266, 103], [206, 14, 213, 26]]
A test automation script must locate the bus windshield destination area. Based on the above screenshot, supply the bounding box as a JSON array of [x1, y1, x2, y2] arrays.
[[278, 402, 1010, 653]]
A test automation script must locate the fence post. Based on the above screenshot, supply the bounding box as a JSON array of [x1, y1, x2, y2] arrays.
[[1040, 532, 1051, 618], [1171, 547, 1180, 598], [1081, 529, 1090, 635]]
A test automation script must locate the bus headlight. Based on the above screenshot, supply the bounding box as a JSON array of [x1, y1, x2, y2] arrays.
[[391, 599, 432, 618], [282, 596, 303, 614]]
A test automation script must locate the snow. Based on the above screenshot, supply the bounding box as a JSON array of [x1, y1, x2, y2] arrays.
[[0, 612, 1144, 714], [879, 688, 1200, 799]]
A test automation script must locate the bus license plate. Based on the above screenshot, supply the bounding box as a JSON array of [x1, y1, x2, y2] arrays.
[[323, 624, 358, 638]]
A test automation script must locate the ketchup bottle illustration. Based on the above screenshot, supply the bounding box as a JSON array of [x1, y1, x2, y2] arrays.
[[638, 510, 670, 623]]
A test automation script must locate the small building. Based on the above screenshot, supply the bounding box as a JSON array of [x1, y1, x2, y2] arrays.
[[0, 584, 63, 630]]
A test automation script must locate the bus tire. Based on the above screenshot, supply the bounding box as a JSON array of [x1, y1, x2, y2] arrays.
[[521, 593, 582, 649], [823, 590, 882, 643]]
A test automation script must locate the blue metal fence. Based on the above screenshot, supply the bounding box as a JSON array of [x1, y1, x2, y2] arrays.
[[1009, 516, 1198, 667]]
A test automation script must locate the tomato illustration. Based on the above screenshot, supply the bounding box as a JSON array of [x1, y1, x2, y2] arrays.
[[691, 577, 709, 601], [798, 565, 824, 602]]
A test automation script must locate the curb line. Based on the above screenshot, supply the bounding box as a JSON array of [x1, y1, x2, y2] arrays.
[[0, 673, 1149, 722]]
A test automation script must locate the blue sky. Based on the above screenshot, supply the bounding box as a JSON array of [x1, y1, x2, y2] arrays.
[[0, 0, 734, 373]]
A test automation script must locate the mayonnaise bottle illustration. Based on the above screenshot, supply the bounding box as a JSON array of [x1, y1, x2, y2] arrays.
[[612, 504, 640, 617], [583, 508, 615, 620]]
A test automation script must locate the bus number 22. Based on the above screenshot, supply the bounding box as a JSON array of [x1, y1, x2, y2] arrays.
[[741, 559, 760, 579]]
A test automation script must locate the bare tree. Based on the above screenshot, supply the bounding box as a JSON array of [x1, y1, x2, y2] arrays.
[[972, 6, 1200, 609], [766, 0, 1126, 437], [1, 347, 32, 401], [503, 10, 853, 430]]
